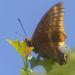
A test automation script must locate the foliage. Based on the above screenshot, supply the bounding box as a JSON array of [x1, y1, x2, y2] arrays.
[[6, 39, 33, 59], [48, 52, 75, 75], [29, 57, 55, 72]]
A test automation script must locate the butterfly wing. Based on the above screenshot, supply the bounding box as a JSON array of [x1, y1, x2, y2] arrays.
[[32, 2, 67, 64]]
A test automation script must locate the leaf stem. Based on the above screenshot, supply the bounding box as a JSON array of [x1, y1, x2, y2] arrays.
[[24, 57, 29, 75]]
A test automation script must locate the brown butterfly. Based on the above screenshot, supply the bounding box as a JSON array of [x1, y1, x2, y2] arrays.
[[18, 2, 68, 65]]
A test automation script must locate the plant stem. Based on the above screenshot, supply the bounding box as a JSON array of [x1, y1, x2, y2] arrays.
[[24, 57, 29, 75]]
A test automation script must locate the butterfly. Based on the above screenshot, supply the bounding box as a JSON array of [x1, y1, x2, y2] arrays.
[[8, 2, 68, 65], [23, 2, 68, 65]]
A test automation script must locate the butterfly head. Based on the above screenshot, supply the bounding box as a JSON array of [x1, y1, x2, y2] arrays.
[[24, 38, 33, 47]]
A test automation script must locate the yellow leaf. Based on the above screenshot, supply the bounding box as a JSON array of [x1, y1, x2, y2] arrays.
[[24, 47, 33, 57], [6, 39, 33, 59]]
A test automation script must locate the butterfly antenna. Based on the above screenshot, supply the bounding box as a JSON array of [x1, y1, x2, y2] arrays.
[[18, 18, 27, 38]]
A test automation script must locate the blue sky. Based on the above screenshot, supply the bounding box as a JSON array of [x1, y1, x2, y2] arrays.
[[0, 0, 75, 75]]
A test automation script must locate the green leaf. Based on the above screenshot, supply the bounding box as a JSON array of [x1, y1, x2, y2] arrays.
[[20, 70, 27, 75], [21, 69, 32, 75], [29, 57, 55, 72]]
